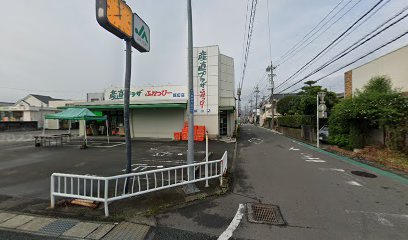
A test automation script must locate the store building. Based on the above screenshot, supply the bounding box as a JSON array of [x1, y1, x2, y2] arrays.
[[68, 45, 236, 140]]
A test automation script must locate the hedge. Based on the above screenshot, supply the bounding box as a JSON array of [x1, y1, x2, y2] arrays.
[[277, 115, 316, 129]]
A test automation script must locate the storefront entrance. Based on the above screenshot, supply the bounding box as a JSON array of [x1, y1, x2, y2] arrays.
[[219, 111, 228, 136]]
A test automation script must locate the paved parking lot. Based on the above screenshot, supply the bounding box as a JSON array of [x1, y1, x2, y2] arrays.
[[0, 131, 234, 218]]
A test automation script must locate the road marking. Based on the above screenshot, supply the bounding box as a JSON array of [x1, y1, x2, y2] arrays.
[[306, 157, 321, 160], [346, 181, 362, 186], [289, 147, 300, 151], [248, 138, 263, 144], [218, 204, 245, 240], [305, 160, 326, 163], [345, 210, 408, 220], [319, 168, 345, 172], [377, 216, 394, 227], [153, 152, 171, 157]]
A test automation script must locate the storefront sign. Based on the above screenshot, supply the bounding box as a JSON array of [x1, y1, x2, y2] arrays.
[[132, 13, 150, 52], [105, 86, 187, 101]]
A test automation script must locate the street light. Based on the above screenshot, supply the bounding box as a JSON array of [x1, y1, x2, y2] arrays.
[[316, 91, 327, 148]]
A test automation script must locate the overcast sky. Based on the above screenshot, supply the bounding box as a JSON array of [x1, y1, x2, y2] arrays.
[[0, 0, 407, 103]]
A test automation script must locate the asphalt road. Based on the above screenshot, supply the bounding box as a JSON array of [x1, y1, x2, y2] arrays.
[[156, 124, 408, 239]]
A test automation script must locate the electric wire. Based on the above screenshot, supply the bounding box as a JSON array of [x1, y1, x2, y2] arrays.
[[278, 30, 408, 93], [277, 0, 393, 89], [275, 0, 385, 91], [276, 0, 351, 65], [276, 9, 408, 94], [239, 0, 259, 90]]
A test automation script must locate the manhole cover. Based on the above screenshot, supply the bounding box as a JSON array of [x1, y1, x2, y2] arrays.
[[351, 171, 377, 178], [247, 203, 286, 226], [39, 219, 79, 236]]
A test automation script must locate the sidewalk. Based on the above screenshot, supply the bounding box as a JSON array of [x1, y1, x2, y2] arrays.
[[0, 211, 150, 240]]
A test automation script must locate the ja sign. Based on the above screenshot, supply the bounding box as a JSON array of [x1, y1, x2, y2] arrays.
[[132, 13, 150, 52]]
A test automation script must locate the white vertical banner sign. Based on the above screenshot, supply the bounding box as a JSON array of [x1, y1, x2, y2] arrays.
[[197, 50, 208, 114], [194, 46, 219, 115]]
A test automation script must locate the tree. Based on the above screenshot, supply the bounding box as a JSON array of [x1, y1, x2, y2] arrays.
[[297, 81, 338, 115], [276, 95, 300, 115], [329, 75, 408, 151]]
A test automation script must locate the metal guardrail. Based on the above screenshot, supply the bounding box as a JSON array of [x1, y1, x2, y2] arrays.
[[50, 151, 227, 216]]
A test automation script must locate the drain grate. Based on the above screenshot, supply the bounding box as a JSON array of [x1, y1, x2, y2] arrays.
[[351, 171, 377, 178], [38, 219, 79, 236], [247, 203, 286, 226]]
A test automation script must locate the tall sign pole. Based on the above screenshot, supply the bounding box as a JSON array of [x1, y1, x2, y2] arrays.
[[96, 1, 150, 192], [124, 40, 132, 175], [186, 0, 197, 193]]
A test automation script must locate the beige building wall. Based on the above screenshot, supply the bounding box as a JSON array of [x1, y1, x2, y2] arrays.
[[131, 108, 184, 139], [350, 44, 408, 96], [219, 54, 235, 107]]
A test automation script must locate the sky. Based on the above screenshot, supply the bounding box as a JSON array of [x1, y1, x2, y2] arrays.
[[0, 0, 407, 104]]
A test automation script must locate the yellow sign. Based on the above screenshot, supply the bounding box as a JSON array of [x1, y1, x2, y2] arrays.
[[96, 0, 133, 39]]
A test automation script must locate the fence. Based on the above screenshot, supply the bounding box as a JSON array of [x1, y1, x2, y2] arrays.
[[50, 151, 227, 216]]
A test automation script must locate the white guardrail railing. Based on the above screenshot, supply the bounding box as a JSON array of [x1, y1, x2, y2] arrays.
[[51, 151, 227, 216]]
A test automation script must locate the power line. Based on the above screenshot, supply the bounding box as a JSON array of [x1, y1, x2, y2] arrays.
[[279, 30, 408, 93], [295, 0, 392, 74], [275, 0, 385, 91], [276, 8, 408, 94], [266, 0, 272, 62], [239, 0, 251, 89], [277, 0, 395, 91], [276, 0, 349, 65], [277, 0, 364, 69], [239, 0, 258, 90], [281, 0, 362, 74]]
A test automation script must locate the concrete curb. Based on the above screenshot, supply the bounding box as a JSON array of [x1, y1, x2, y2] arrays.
[[0, 211, 150, 240]]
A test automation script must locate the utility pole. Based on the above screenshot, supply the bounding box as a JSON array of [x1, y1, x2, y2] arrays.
[[249, 99, 253, 123], [186, 0, 198, 193], [254, 85, 260, 126], [267, 62, 276, 129], [237, 88, 242, 121]]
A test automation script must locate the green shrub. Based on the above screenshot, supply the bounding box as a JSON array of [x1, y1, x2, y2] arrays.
[[277, 115, 315, 128], [328, 75, 408, 151]]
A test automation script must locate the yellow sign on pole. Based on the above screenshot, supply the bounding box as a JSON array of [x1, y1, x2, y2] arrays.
[[96, 0, 133, 39]]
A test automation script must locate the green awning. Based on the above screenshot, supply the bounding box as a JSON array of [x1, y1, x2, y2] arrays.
[[59, 103, 187, 110], [219, 106, 235, 111], [45, 108, 107, 121]]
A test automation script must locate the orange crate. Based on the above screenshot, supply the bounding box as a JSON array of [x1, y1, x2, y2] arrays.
[[194, 136, 204, 142], [182, 132, 188, 141], [174, 132, 181, 141]]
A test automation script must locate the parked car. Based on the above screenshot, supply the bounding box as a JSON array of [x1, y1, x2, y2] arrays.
[[319, 125, 329, 143]]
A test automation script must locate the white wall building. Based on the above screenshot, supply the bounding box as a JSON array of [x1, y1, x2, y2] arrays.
[[0, 94, 62, 128], [345, 44, 408, 97]]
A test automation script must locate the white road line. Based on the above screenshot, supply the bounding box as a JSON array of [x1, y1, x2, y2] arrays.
[[346, 181, 362, 186], [305, 160, 326, 163], [319, 168, 345, 172], [345, 210, 408, 220], [289, 147, 300, 151], [218, 204, 245, 240], [306, 157, 321, 160], [248, 138, 263, 144]]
